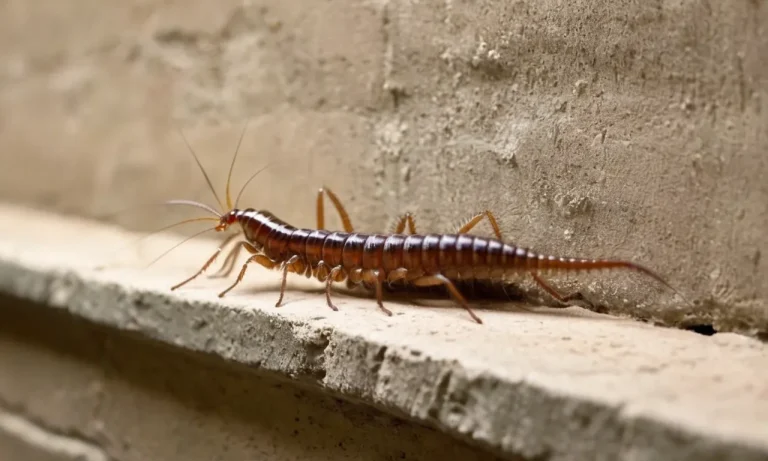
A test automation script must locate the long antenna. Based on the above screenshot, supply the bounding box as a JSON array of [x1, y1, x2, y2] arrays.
[[225, 120, 250, 210], [234, 164, 272, 210], [116, 216, 219, 256], [144, 226, 218, 269], [177, 128, 225, 213], [96, 199, 220, 221], [162, 200, 221, 218], [95, 216, 219, 270]]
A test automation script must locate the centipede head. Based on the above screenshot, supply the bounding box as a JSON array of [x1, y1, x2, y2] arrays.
[[216, 210, 239, 232]]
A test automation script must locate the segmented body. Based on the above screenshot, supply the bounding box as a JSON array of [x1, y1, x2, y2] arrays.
[[208, 207, 668, 324], [164, 124, 683, 325], [238, 208, 618, 282]]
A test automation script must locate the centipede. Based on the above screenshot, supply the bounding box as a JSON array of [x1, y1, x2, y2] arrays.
[[152, 125, 687, 324]]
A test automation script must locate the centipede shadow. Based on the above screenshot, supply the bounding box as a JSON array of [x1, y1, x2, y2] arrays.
[[234, 276, 605, 320]]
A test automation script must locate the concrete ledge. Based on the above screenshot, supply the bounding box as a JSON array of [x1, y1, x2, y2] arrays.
[[0, 293, 504, 461], [0, 202, 766, 461]]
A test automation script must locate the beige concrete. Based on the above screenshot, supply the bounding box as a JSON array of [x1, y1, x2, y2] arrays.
[[0, 203, 766, 461], [0, 296, 504, 461], [0, 0, 766, 335]]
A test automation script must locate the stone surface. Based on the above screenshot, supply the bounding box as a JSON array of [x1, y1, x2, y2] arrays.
[[0, 295, 503, 461], [0, 203, 766, 461], [0, 0, 765, 336]]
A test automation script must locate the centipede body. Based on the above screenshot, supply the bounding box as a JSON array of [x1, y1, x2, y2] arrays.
[[156, 124, 685, 324]]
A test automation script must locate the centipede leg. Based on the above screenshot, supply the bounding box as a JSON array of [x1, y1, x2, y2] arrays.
[[275, 255, 301, 307], [218, 253, 279, 298], [386, 267, 408, 288], [317, 187, 354, 232], [314, 261, 330, 284], [372, 270, 394, 316], [457, 210, 503, 239], [393, 209, 499, 238], [324, 265, 342, 311], [530, 272, 585, 306], [209, 232, 243, 278], [171, 239, 249, 291], [458, 212, 581, 306], [392, 212, 417, 234], [411, 274, 483, 324]]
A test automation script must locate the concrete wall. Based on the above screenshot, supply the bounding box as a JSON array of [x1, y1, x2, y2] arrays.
[[1, 0, 766, 334]]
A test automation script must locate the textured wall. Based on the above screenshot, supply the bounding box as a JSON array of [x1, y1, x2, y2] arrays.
[[0, 0, 765, 335]]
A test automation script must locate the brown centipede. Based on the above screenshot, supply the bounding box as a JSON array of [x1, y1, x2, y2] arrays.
[[154, 125, 687, 324]]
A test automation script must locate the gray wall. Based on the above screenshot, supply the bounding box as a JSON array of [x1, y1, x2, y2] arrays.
[[1, 0, 765, 335]]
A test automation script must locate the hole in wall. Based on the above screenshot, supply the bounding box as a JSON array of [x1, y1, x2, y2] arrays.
[[683, 324, 717, 336]]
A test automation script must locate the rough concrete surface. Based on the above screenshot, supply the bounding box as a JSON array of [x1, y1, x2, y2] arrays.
[[0, 203, 767, 461], [0, 0, 766, 335], [0, 296, 502, 461]]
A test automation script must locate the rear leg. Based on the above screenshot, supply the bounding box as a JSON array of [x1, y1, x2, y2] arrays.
[[457, 209, 503, 240], [458, 211, 587, 304], [317, 187, 354, 232], [391, 212, 417, 234], [391, 209, 500, 237], [530, 272, 587, 307], [411, 274, 483, 324]]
